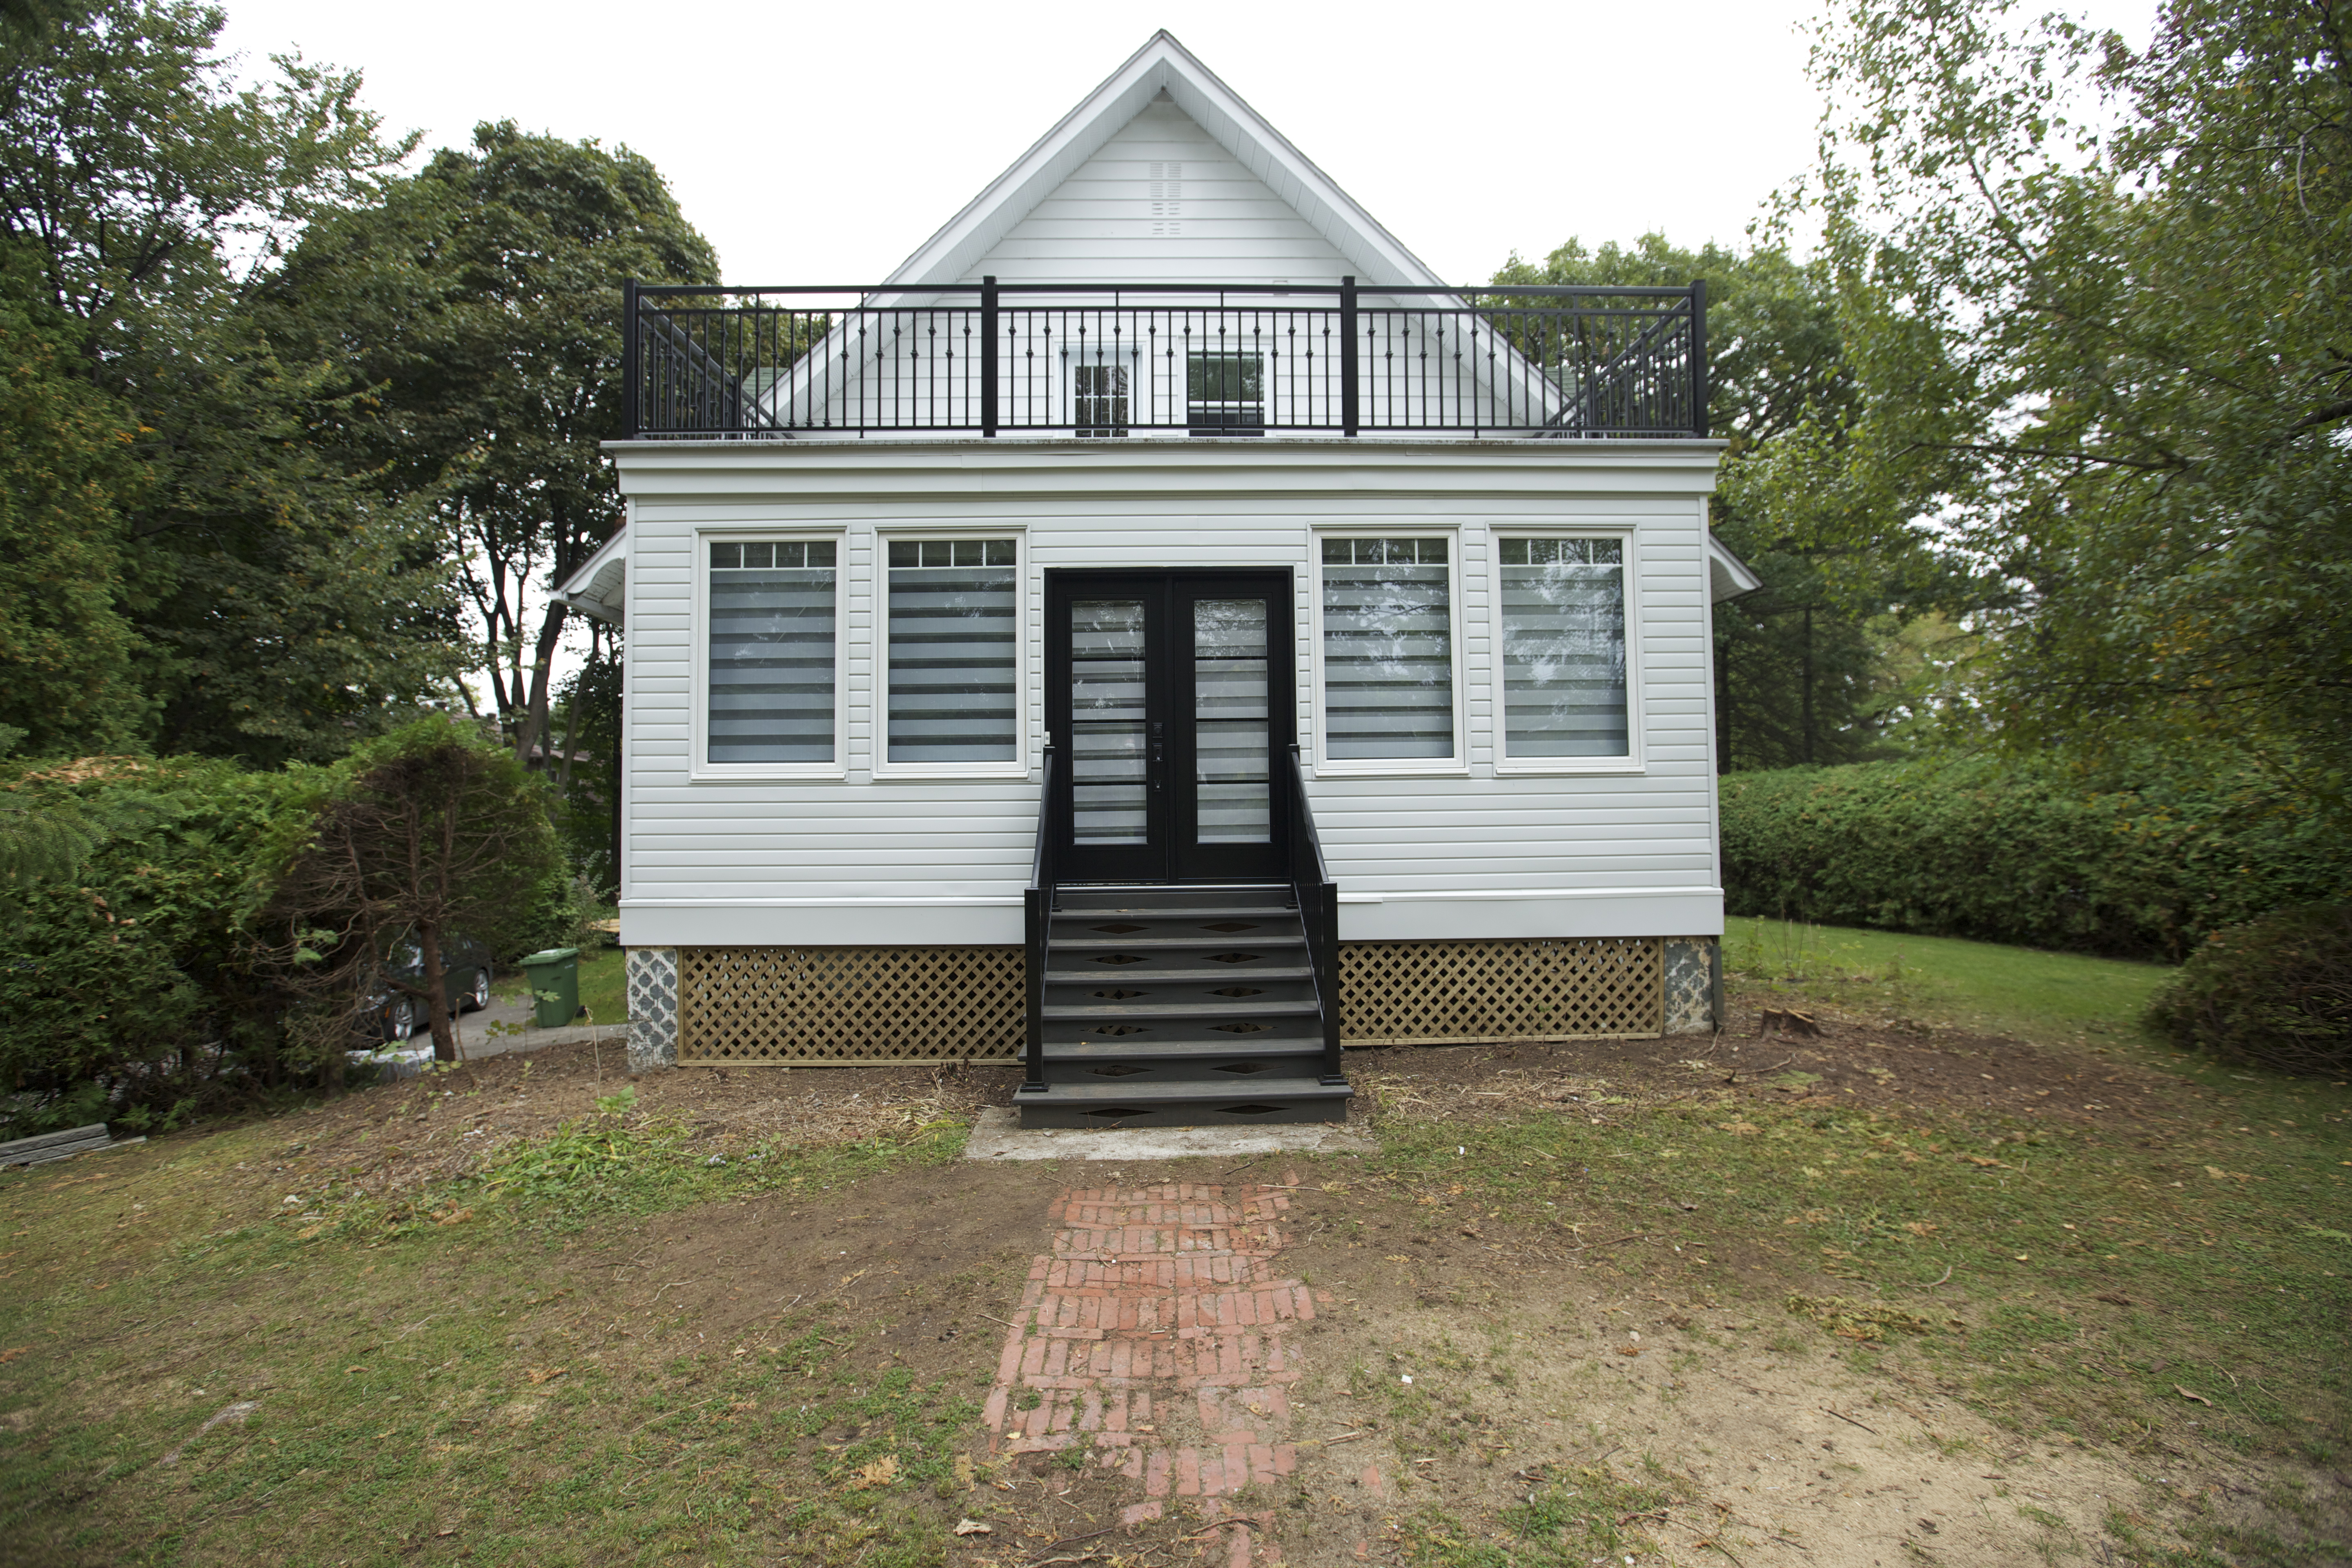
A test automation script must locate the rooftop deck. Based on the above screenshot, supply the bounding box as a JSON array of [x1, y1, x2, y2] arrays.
[[622, 280, 1708, 441]]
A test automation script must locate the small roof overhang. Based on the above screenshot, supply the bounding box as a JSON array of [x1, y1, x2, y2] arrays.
[[1708, 532, 1764, 603], [557, 528, 627, 626]]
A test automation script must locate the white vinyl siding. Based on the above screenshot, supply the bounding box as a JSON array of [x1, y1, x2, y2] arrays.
[[882, 537, 1022, 770], [1494, 534, 1636, 768], [962, 98, 1357, 285], [704, 539, 839, 768], [615, 444, 1720, 948], [1315, 535, 1460, 770]]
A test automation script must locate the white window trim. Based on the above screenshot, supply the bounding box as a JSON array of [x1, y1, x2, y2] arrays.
[[689, 526, 849, 782], [1487, 526, 1646, 776], [870, 528, 1031, 781], [1307, 524, 1469, 777]]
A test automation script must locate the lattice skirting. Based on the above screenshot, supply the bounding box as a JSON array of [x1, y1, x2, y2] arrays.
[[1339, 937, 1663, 1045], [677, 946, 1027, 1066], [670, 936, 1664, 1065]]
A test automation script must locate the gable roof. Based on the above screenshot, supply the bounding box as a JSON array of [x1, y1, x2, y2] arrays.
[[883, 31, 1448, 290]]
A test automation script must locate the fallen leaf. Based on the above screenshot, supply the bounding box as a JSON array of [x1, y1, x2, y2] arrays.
[[1617, 1345, 1642, 1357], [2175, 1385, 2212, 1406], [2094, 1293, 2134, 1307], [345, 1365, 367, 1375], [853, 1455, 900, 1488], [953, 1519, 991, 1536], [953, 1454, 976, 1488], [2205, 1166, 2228, 1180], [0, 1348, 28, 1364], [434, 1207, 474, 1227], [526, 1367, 568, 1385]]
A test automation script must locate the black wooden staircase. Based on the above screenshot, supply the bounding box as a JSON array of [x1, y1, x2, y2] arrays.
[[1015, 750, 1352, 1128]]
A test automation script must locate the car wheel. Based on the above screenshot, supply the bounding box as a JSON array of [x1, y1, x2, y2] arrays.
[[468, 967, 492, 1013], [386, 997, 417, 1041]]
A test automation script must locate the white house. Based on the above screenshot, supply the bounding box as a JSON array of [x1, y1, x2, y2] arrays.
[[560, 32, 1758, 1126]]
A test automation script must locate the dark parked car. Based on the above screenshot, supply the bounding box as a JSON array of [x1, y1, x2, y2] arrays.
[[366, 933, 494, 1041]]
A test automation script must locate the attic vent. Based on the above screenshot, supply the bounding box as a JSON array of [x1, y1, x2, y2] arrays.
[[1149, 160, 1182, 236]]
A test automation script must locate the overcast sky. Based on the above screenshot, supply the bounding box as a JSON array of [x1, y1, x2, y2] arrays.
[[219, 0, 2164, 289]]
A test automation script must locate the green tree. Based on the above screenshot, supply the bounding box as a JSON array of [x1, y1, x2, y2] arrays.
[[264, 717, 561, 1062], [1494, 235, 1942, 768], [0, 245, 147, 752], [0, 0, 467, 764], [263, 122, 717, 764], [1793, 0, 2352, 809]]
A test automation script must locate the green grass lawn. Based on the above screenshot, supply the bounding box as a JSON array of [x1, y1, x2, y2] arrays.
[[492, 938, 625, 1027], [1726, 913, 2174, 1043], [4, 922, 2344, 1567]]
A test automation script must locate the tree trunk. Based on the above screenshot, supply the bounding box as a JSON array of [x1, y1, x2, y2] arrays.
[[510, 599, 569, 768], [420, 921, 459, 1063], [1800, 604, 1816, 766]]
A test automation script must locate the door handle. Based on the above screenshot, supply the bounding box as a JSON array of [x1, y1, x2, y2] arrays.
[[1148, 721, 1164, 791]]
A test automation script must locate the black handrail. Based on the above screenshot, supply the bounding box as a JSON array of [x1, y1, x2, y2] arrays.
[[621, 279, 1708, 440], [1022, 744, 1061, 1096], [1282, 746, 1345, 1087]]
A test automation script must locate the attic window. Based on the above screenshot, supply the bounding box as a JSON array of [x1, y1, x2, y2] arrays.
[[1149, 160, 1182, 235]]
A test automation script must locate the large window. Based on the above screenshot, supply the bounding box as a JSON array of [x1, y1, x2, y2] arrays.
[[884, 538, 1021, 767], [1496, 535, 1632, 763], [706, 539, 838, 766], [1316, 536, 1457, 764]]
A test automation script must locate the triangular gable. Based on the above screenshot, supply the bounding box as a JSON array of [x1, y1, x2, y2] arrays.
[[883, 31, 1448, 289]]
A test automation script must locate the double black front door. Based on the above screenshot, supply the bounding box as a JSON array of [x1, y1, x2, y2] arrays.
[[1046, 570, 1293, 884]]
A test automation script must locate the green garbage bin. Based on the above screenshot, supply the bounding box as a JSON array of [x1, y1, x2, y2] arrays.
[[518, 947, 580, 1029]]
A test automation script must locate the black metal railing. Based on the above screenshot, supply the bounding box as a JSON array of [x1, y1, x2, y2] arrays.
[[1281, 746, 1346, 1087], [1022, 743, 1061, 1096], [623, 278, 1708, 440]]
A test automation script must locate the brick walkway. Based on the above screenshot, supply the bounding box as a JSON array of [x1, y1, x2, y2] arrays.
[[983, 1179, 1325, 1565]]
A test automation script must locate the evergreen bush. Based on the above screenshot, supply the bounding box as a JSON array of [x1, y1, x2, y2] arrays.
[[1719, 758, 2351, 959], [0, 756, 310, 1134], [2145, 904, 2352, 1076]]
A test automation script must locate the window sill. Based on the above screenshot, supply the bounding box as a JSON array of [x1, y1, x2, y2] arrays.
[[1310, 759, 1472, 779], [687, 766, 851, 783], [1491, 759, 1646, 777], [869, 764, 1035, 782]]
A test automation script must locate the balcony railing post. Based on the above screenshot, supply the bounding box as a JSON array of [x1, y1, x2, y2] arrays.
[[980, 275, 1000, 437], [621, 279, 639, 440], [1690, 278, 1709, 440], [1339, 275, 1359, 436]]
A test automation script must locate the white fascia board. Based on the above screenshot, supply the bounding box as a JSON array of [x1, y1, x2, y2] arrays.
[[1707, 530, 1764, 601], [604, 438, 1729, 501], [880, 30, 1449, 290], [555, 525, 628, 624]]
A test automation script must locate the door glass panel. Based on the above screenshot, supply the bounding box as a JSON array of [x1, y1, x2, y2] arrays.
[[1193, 598, 1270, 844], [1069, 600, 1149, 845]]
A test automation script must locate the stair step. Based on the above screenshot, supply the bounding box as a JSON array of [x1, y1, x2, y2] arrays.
[[1054, 886, 1290, 911], [1044, 999, 1319, 1023], [1043, 1037, 1325, 1062], [1013, 1076, 1352, 1128], [1048, 934, 1307, 954], [1044, 963, 1314, 984], [1054, 912, 1298, 926]]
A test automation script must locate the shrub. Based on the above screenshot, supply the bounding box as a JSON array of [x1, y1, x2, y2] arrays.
[[1719, 757, 2350, 959], [2145, 904, 2352, 1076], [0, 756, 313, 1134]]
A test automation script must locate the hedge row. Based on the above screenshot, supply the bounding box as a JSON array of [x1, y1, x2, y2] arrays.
[[1718, 758, 2352, 960], [1, 747, 590, 1136]]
